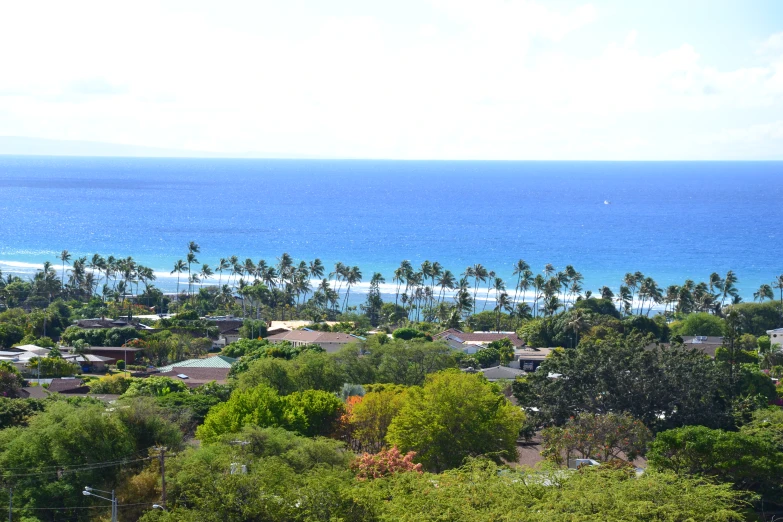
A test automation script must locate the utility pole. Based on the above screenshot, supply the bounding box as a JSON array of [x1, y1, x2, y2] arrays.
[[154, 447, 167, 509], [8, 487, 12, 522]]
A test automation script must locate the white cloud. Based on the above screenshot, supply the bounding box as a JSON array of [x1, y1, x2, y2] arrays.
[[0, 1, 781, 159]]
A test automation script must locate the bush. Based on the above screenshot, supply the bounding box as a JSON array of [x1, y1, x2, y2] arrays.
[[351, 446, 422, 480], [196, 385, 345, 442], [89, 374, 135, 395], [391, 328, 427, 341], [122, 376, 190, 398], [669, 312, 724, 337]]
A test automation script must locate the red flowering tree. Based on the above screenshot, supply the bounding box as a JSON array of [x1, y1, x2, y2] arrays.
[[351, 446, 423, 480]]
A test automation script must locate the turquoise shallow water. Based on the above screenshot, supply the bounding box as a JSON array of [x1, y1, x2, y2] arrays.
[[0, 156, 781, 300]]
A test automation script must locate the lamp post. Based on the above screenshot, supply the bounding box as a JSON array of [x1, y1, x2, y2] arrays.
[[83, 486, 117, 522]]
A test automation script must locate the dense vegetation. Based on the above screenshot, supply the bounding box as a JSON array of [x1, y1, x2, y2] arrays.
[[0, 245, 781, 520]]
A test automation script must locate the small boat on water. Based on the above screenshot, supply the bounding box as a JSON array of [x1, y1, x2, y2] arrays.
[[604, 200, 611, 205]]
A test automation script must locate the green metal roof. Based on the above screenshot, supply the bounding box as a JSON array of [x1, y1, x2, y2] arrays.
[[158, 355, 236, 372]]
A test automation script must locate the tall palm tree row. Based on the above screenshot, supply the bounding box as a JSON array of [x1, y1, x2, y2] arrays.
[[17, 245, 777, 326]]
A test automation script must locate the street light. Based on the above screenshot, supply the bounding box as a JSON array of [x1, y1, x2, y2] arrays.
[[152, 504, 166, 510], [83, 486, 117, 522]]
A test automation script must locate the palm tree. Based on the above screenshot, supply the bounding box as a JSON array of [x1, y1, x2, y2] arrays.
[[720, 270, 739, 307], [216, 258, 230, 288], [512, 259, 530, 304], [709, 272, 724, 297], [331, 262, 347, 300], [277, 252, 294, 288], [623, 272, 639, 313], [59, 250, 71, 293], [481, 270, 497, 312], [566, 309, 590, 348], [773, 275, 783, 325], [661, 284, 676, 316], [342, 266, 362, 313], [471, 264, 488, 315], [393, 261, 411, 307], [200, 263, 213, 284], [494, 291, 512, 332], [309, 259, 325, 280], [436, 270, 456, 304], [753, 283, 773, 303], [429, 261, 443, 308], [88, 254, 106, 289], [616, 285, 631, 315], [512, 302, 532, 330], [186, 251, 199, 297], [532, 274, 545, 317], [106, 255, 118, 290], [599, 286, 614, 300], [171, 260, 186, 297], [243, 258, 256, 284]]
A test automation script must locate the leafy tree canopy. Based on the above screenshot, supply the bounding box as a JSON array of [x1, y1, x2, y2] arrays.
[[386, 370, 524, 472]]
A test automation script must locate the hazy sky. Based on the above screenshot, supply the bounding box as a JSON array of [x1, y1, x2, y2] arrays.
[[1, 0, 782, 159]]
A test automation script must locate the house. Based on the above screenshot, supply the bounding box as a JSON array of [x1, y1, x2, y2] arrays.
[[464, 365, 526, 381], [1, 347, 59, 373], [6, 344, 50, 356], [157, 355, 236, 373], [767, 328, 783, 348], [71, 354, 114, 372], [157, 367, 231, 387], [512, 347, 554, 371], [208, 319, 244, 347], [680, 336, 724, 357], [47, 377, 90, 394], [265, 330, 364, 353], [60, 346, 143, 365], [74, 318, 152, 330], [433, 329, 526, 353]]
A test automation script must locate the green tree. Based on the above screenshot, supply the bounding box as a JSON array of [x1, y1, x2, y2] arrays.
[[122, 376, 190, 397], [513, 334, 733, 431], [648, 425, 783, 498], [196, 385, 344, 442], [0, 399, 181, 518], [386, 370, 524, 471], [540, 413, 651, 466], [350, 459, 745, 522], [669, 312, 725, 337], [349, 387, 407, 453], [391, 327, 427, 341]]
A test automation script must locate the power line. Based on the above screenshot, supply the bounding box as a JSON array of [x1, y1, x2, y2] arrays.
[[12, 502, 156, 511], [0, 458, 152, 479], [0, 449, 154, 471]]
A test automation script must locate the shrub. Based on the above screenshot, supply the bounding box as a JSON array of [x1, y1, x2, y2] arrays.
[[122, 376, 189, 398], [351, 446, 422, 480], [89, 374, 135, 395], [391, 327, 426, 341]]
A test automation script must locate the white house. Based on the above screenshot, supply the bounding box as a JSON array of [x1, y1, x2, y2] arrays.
[[767, 328, 783, 348]]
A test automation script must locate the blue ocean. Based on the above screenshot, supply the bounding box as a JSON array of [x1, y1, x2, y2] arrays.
[[0, 156, 781, 301]]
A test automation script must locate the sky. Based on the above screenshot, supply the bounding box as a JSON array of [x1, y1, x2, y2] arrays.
[[1, 0, 782, 160]]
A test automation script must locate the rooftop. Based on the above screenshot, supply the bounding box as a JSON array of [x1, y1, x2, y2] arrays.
[[157, 366, 230, 385], [465, 365, 526, 381], [266, 330, 363, 343], [434, 329, 526, 348], [158, 355, 236, 372]]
